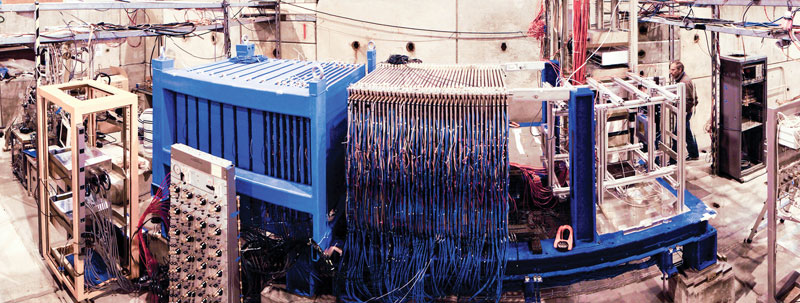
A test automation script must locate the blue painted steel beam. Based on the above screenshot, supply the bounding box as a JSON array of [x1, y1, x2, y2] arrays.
[[308, 79, 328, 244], [569, 87, 596, 243]]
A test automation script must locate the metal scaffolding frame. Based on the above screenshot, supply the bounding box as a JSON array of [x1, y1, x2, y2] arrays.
[[590, 74, 687, 214], [0, 19, 270, 45], [638, 16, 800, 40], [639, 2, 799, 301], [36, 80, 140, 301], [506, 72, 718, 293], [511, 73, 688, 218]]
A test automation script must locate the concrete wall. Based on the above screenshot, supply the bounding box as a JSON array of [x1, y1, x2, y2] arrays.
[[317, 0, 455, 64], [314, 0, 544, 122], [315, 0, 543, 65], [667, 6, 800, 152], [1, 0, 545, 127], [3, 1, 797, 149]]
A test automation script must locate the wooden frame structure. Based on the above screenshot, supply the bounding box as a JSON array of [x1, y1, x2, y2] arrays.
[[36, 80, 139, 301]]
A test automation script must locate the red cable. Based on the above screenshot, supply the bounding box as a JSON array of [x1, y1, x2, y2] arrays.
[[571, 0, 590, 84], [528, 2, 546, 40], [137, 172, 170, 276], [511, 163, 559, 209]]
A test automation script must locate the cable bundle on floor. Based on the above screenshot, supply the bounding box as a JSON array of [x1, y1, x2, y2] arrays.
[[342, 64, 509, 302], [239, 227, 290, 301]]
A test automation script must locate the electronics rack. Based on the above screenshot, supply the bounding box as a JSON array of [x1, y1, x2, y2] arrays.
[[719, 54, 767, 182], [168, 143, 239, 303]]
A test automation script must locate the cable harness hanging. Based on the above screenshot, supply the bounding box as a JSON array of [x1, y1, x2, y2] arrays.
[[342, 63, 510, 302]]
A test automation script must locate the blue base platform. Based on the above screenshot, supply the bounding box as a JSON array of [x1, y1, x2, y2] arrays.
[[505, 179, 717, 290]]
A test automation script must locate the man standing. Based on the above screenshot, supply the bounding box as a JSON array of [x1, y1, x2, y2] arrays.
[[670, 61, 700, 161]]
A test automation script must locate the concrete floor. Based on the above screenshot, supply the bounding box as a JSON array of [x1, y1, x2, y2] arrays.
[[1, 132, 799, 302], [532, 155, 799, 303]]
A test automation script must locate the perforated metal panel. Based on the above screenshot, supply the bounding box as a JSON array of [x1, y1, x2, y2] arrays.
[[168, 144, 238, 303]]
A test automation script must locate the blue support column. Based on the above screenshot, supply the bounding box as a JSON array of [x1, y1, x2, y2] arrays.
[[540, 60, 559, 125], [523, 276, 543, 303], [569, 87, 596, 243], [151, 57, 174, 194], [657, 250, 679, 276], [683, 225, 718, 271], [308, 78, 329, 246], [282, 78, 328, 297], [366, 47, 377, 73]]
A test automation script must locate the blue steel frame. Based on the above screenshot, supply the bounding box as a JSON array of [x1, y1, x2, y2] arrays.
[[152, 44, 374, 248], [508, 84, 718, 296]]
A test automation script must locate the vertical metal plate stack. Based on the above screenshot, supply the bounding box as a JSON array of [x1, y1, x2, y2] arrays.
[[151, 44, 374, 295], [342, 64, 509, 302]]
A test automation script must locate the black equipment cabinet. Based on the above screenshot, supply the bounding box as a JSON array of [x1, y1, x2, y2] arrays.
[[719, 54, 767, 182]]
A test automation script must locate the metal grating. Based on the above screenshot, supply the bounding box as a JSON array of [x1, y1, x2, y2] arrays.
[[184, 59, 360, 88]]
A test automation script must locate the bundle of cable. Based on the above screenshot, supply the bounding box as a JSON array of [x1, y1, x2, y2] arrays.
[[342, 63, 509, 302]]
